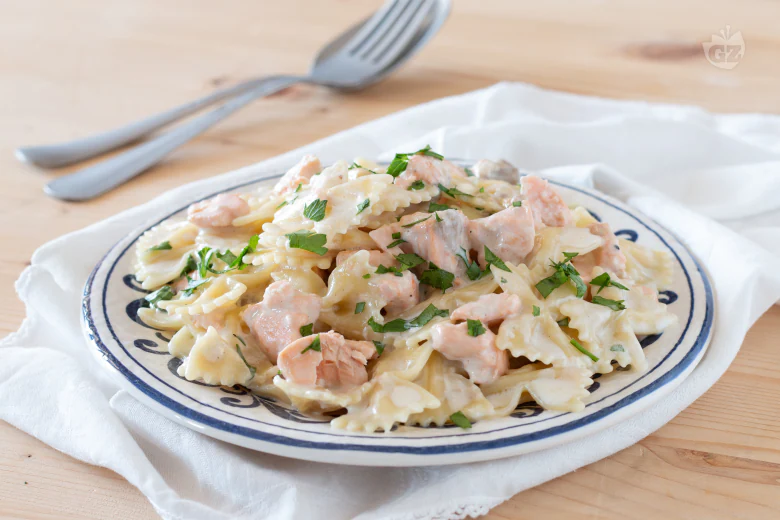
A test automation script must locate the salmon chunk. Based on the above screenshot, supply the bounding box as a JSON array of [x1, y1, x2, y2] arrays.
[[429, 322, 509, 384], [187, 194, 250, 229], [468, 206, 535, 265], [522, 175, 573, 228], [273, 154, 322, 195], [368, 222, 404, 256], [394, 155, 468, 190], [587, 222, 628, 277], [398, 210, 471, 280], [242, 280, 321, 363], [372, 271, 420, 316], [277, 331, 377, 391], [450, 293, 521, 325], [471, 159, 519, 183]]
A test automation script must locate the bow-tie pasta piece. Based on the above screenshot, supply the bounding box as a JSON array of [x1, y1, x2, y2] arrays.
[[178, 326, 252, 386], [331, 373, 440, 432], [134, 221, 199, 289], [407, 352, 494, 427], [619, 238, 675, 289], [497, 313, 591, 369], [527, 226, 604, 274], [481, 363, 594, 414]]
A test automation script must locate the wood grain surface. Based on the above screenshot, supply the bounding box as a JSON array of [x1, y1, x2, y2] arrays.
[[1, 1, 778, 518]]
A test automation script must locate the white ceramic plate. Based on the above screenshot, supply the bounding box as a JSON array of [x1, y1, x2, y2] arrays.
[[83, 168, 714, 467]]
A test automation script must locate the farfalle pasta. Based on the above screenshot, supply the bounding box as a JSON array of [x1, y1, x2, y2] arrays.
[[134, 150, 678, 432]]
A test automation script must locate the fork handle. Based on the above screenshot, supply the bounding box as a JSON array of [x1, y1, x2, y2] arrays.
[[44, 75, 302, 201], [17, 76, 276, 168]]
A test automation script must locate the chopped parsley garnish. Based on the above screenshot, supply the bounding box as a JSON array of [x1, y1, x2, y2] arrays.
[[285, 230, 328, 256], [356, 198, 370, 215], [294, 183, 303, 193], [196, 235, 259, 276], [276, 200, 288, 210], [591, 295, 626, 311], [396, 253, 426, 270], [450, 411, 472, 429], [362, 273, 371, 279], [216, 250, 238, 266], [535, 252, 586, 298], [589, 272, 629, 294], [408, 180, 426, 191], [301, 335, 321, 354], [467, 319, 486, 337], [303, 199, 327, 221], [438, 183, 473, 199], [570, 338, 599, 361], [428, 202, 451, 212], [456, 247, 487, 281], [182, 276, 209, 297], [512, 201, 523, 207], [610, 344, 625, 352], [387, 232, 406, 248], [373, 340, 385, 356], [401, 215, 432, 228], [500, 277, 507, 283], [484, 246, 510, 272], [475, 207, 484, 211], [386, 145, 443, 177], [355, 302, 366, 314], [479, 187, 485, 193], [234, 334, 246, 346], [143, 285, 174, 309], [557, 317, 570, 327], [367, 304, 449, 333], [148, 241, 172, 251], [300, 323, 314, 337], [532, 305, 540, 317], [410, 304, 450, 327], [235, 343, 256, 378], [197, 247, 214, 278], [376, 265, 404, 277], [180, 255, 197, 277], [434, 212, 443, 222], [419, 263, 455, 291], [464, 167, 474, 177], [348, 162, 377, 174]]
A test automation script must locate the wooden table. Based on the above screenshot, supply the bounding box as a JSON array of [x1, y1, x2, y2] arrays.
[[2, 1, 779, 518]]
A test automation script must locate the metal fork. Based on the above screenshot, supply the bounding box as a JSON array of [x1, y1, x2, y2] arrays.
[[38, 0, 449, 201]]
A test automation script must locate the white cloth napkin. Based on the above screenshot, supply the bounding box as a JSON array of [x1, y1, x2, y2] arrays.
[[3, 82, 780, 520]]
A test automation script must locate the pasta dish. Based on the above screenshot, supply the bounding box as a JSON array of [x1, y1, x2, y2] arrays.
[[134, 149, 677, 432]]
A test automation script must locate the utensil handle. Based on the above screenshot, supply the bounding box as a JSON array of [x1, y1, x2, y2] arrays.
[[44, 76, 301, 201], [17, 77, 273, 168]]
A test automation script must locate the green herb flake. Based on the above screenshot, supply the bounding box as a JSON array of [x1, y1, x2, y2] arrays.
[[303, 199, 328, 222], [456, 247, 487, 281], [373, 340, 385, 356], [610, 344, 625, 352], [435, 212, 443, 222], [387, 239, 406, 248], [401, 215, 432, 228], [409, 304, 449, 327], [570, 338, 599, 362], [484, 246, 510, 272], [381, 318, 411, 333], [285, 230, 328, 256], [180, 255, 197, 278], [479, 187, 485, 193], [197, 247, 214, 278], [557, 317, 570, 327], [275, 200, 288, 210], [235, 344, 256, 378], [216, 249, 238, 266], [438, 183, 473, 199], [143, 285, 174, 309], [419, 263, 455, 291], [428, 202, 451, 212], [464, 167, 474, 177], [591, 295, 627, 311], [299, 323, 314, 337], [356, 198, 370, 215], [294, 183, 303, 193], [408, 180, 425, 191], [396, 253, 426, 271], [182, 276, 209, 297], [355, 302, 366, 314], [589, 272, 629, 294], [532, 305, 540, 317], [500, 277, 507, 283], [148, 241, 172, 252], [450, 411, 472, 429], [362, 273, 371, 279], [512, 201, 523, 207], [535, 252, 586, 299], [301, 335, 321, 354], [466, 319, 486, 337]]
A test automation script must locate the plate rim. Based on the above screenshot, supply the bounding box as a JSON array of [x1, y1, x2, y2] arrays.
[[82, 169, 715, 465]]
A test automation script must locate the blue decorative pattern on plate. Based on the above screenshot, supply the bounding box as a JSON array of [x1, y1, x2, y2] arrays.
[[82, 160, 713, 466]]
